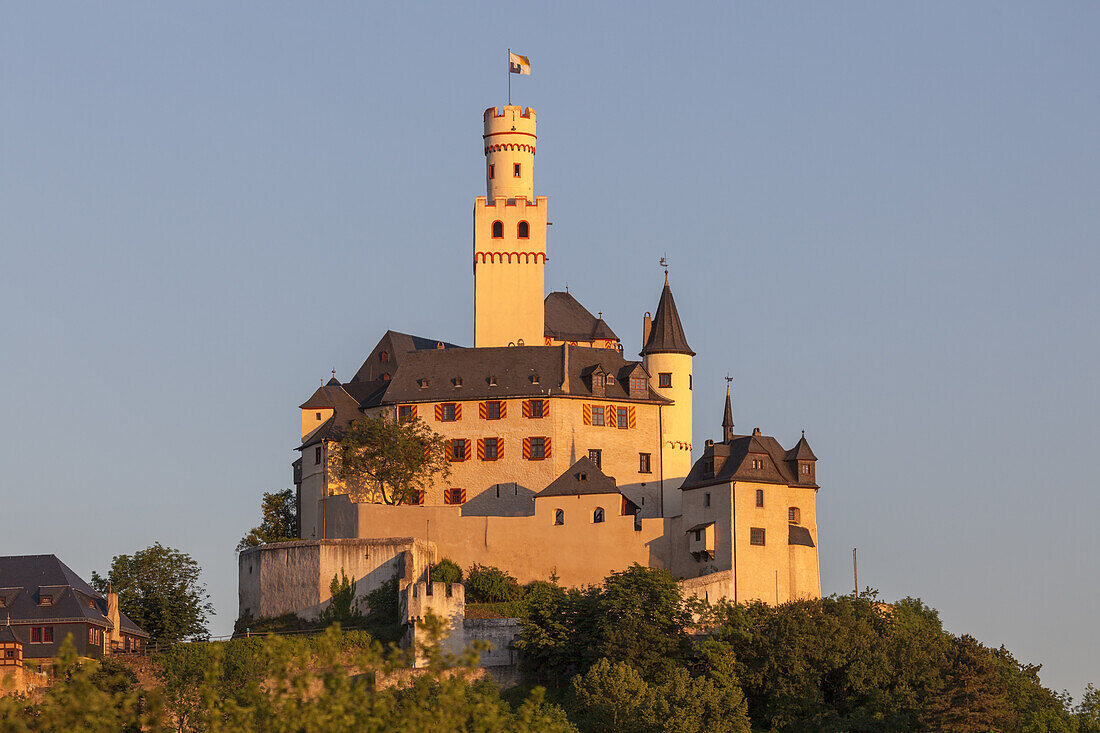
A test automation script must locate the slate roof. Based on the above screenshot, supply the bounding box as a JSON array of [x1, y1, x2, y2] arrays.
[[544, 292, 619, 343], [537, 458, 622, 497], [378, 344, 669, 405], [298, 381, 368, 449], [641, 280, 694, 356], [0, 626, 17, 644], [680, 432, 819, 491], [0, 555, 147, 637], [349, 330, 463, 386], [785, 433, 818, 461], [789, 525, 816, 547]]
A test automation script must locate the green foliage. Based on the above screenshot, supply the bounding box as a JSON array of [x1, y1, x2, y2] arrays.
[[318, 569, 361, 626], [328, 413, 451, 505], [466, 563, 523, 603], [237, 488, 297, 550], [91, 542, 214, 644], [1078, 684, 1100, 732], [430, 557, 464, 585]]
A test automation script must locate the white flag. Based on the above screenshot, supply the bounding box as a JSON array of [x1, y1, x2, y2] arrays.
[[509, 52, 531, 75]]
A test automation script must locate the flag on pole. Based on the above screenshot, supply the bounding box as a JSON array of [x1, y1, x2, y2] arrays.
[[509, 52, 531, 75]]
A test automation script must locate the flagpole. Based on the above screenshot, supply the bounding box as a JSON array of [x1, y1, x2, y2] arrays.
[[507, 48, 511, 106]]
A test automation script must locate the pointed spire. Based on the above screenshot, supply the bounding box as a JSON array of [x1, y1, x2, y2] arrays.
[[640, 278, 695, 356], [722, 379, 734, 442]]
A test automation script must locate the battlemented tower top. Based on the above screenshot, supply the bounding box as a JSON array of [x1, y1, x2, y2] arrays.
[[483, 106, 537, 201]]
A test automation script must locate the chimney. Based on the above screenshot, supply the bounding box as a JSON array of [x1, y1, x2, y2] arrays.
[[752, 427, 761, 436], [107, 593, 121, 643], [559, 343, 570, 394], [642, 312, 652, 348]]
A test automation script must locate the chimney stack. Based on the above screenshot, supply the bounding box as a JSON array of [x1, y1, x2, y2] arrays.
[[642, 312, 652, 348], [107, 593, 121, 644]]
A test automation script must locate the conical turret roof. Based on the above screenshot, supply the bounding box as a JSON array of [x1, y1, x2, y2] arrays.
[[722, 388, 734, 441], [640, 279, 694, 356]]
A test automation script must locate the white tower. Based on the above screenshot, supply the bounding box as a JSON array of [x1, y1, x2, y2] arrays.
[[641, 276, 695, 517], [473, 106, 548, 348]]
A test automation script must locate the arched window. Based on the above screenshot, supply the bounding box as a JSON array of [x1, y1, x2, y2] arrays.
[[755, 489, 764, 507], [788, 507, 801, 523], [593, 507, 605, 523], [492, 220, 504, 238], [554, 508, 564, 525], [517, 221, 529, 239]]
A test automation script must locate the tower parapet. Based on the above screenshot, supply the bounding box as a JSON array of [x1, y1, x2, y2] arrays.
[[484, 106, 536, 201]]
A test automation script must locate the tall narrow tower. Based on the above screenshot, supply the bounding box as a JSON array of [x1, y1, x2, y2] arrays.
[[641, 276, 695, 517], [473, 106, 548, 348]]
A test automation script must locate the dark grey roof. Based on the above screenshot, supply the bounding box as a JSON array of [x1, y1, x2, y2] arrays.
[[0, 626, 17, 644], [298, 382, 366, 449], [537, 458, 621, 497], [785, 433, 818, 462], [722, 390, 734, 433], [0, 555, 147, 637], [641, 280, 694, 356], [544, 292, 619, 342], [378, 344, 669, 405], [681, 433, 819, 491], [789, 525, 815, 547], [350, 330, 463, 385]]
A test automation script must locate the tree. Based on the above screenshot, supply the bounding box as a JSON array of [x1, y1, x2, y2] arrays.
[[237, 488, 297, 550], [92, 542, 214, 644], [318, 570, 361, 626], [429, 558, 463, 585], [328, 413, 451, 505], [1078, 684, 1100, 733], [465, 563, 523, 603]]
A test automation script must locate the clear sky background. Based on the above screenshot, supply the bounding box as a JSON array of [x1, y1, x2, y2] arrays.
[[2, 1, 1097, 697]]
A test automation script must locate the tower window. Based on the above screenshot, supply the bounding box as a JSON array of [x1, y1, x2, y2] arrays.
[[489, 163, 494, 179], [593, 507, 605, 524], [588, 449, 602, 468], [513, 163, 521, 177], [704, 492, 711, 507], [517, 221, 529, 238], [755, 489, 764, 507], [659, 373, 672, 388], [492, 220, 504, 238], [639, 452, 651, 473], [750, 528, 766, 546], [314, 446, 322, 465], [555, 509, 564, 525], [315, 412, 321, 420], [789, 507, 801, 523]]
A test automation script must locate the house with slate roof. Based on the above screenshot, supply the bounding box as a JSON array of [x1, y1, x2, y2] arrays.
[[239, 99, 821, 622], [0, 555, 148, 660]]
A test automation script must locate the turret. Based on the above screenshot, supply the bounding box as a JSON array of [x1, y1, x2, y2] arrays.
[[722, 386, 734, 443], [641, 276, 695, 517], [473, 106, 547, 348]]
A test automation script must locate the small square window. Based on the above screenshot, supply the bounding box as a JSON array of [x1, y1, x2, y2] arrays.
[[639, 452, 651, 473], [588, 449, 602, 468], [513, 163, 521, 177], [590, 405, 605, 426], [659, 373, 672, 388], [788, 507, 801, 523], [750, 528, 766, 546]]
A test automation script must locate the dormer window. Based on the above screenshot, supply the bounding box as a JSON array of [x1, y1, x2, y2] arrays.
[[453, 377, 463, 387], [379, 351, 389, 363], [39, 595, 53, 606], [630, 376, 647, 392], [751, 458, 764, 470], [593, 374, 604, 388], [530, 373, 539, 384], [418, 378, 430, 389], [801, 463, 811, 475], [382, 372, 391, 381], [487, 376, 498, 387]]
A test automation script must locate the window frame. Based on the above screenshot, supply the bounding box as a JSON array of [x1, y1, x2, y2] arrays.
[[590, 405, 605, 426], [491, 220, 504, 239], [517, 220, 529, 239], [488, 163, 494, 179], [529, 436, 546, 460], [441, 403, 457, 422], [639, 452, 651, 474], [397, 405, 415, 422], [617, 406, 629, 429], [483, 437, 500, 461], [513, 163, 521, 177], [658, 373, 672, 388], [593, 507, 605, 524], [755, 489, 764, 507], [588, 448, 602, 468], [750, 528, 766, 546], [554, 508, 564, 526]]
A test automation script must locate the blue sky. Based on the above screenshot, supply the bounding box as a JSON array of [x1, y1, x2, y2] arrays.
[[2, 2, 1097, 697]]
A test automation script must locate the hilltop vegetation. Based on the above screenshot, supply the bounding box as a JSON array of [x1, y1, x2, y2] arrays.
[[2, 565, 1097, 732]]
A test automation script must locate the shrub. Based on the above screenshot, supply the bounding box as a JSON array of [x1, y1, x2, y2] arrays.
[[465, 564, 523, 603], [430, 558, 463, 585]]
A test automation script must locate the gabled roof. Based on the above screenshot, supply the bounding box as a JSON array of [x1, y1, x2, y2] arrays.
[[0, 555, 147, 637], [350, 330, 463, 385], [537, 458, 621, 497], [641, 280, 694, 356], [298, 381, 366, 449], [545, 292, 619, 343], [377, 345, 669, 405], [681, 432, 819, 491]]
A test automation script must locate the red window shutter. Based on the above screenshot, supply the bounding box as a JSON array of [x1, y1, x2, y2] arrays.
[[543, 399, 550, 417], [583, 404, 591, 425], [522, 400, 531, 418], [455, 403, 462, 420], [410, 405, 417, 419], [477, 438, 486, 460], [479, 402, 488, 420], [523, 437, 532, 459], [544, 437, 552, 458], [498, 438, 504, 459], [628, 406, 637, 428], [435, 404, 443, 421], [464, 440, 472, 460], [458, 488, 467, 503], [500, 401, 507, 418], [607, 405, 617, 427]]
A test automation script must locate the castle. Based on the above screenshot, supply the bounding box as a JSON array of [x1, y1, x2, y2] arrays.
[[239, 103, 820, 623]]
